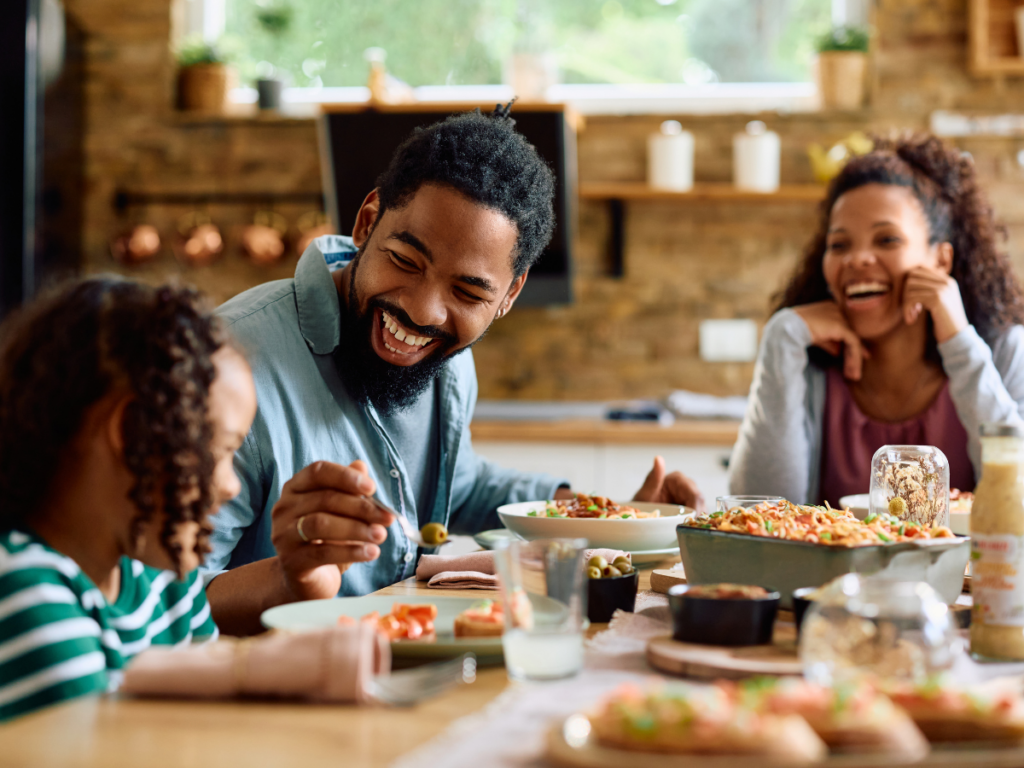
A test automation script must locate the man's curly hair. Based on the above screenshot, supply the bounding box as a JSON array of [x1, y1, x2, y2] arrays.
[[374, 101, 556, 279], [0, 278, 226, 575], [777, 132, 1024, 349]]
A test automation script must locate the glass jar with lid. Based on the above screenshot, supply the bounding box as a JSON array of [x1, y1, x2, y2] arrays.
[[971, 423, 1024, 661], [869, 445, 950, 528]]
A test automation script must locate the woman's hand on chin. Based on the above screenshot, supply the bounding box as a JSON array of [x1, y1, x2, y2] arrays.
[[903, 265, 969, 343], [793, 300, 870, 381]]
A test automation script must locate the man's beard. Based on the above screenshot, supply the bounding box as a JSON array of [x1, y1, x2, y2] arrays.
[[334, 254, 468, 415]]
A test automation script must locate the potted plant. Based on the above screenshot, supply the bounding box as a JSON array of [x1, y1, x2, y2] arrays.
[[176, 37, 230, 113], [816, 26, 870, 110], [254, 3, 293, 111]]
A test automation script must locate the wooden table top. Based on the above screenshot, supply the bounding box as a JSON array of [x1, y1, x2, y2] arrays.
[[0, 561, 677, 768]]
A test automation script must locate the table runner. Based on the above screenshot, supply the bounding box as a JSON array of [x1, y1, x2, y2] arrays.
[[390, 591, 673, 767]]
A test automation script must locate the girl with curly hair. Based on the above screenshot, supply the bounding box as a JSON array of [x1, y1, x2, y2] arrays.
[[0, 278, 256, 720], [729, 132, 1024, 505]]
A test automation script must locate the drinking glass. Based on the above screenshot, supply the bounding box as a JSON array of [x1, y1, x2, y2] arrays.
[[715, 495, 784, 513], [492, 537, 587, 682]]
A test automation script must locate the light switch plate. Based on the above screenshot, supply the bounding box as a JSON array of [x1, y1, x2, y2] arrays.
[[699, 319, 758, 362]]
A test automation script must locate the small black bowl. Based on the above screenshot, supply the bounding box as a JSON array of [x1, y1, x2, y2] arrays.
[[791, 586, 820, 635], [588, 571, 639, 623], [668, 584, 780, 646]]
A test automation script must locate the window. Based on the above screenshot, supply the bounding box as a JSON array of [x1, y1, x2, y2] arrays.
[[172, 0, 864, 113], [221, 0, 832, 86]]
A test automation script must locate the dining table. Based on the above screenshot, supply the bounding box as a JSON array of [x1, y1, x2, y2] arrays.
[[0, 556, 680, 768]]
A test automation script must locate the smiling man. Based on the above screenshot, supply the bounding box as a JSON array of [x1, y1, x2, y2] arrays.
[[202, 106, 703, 634]]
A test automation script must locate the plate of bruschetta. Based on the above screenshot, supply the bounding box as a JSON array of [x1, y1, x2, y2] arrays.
[[546, 677, 1024, 767], [261, 595, 506, 660]]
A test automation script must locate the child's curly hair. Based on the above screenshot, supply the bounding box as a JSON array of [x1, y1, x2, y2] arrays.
[[776, 131, 1024, 341], [0, 278, 226, 573]]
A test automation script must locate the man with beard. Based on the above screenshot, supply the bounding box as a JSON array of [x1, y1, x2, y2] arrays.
[[202, 105, 704, 634]]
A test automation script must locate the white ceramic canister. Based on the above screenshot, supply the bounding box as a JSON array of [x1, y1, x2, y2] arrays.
[[647, 120, 694, 192], [733, 120, 780, 193]]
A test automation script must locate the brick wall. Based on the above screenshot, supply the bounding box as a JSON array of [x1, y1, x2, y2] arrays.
[[49, 0, 1024, 399]]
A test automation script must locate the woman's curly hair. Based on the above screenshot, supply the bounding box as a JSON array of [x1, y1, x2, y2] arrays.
[[776, 131, 1024, 347], [0, 278, 226, 574]]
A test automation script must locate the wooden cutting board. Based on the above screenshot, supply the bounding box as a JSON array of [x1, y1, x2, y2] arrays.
[[649, 568, 686, 594], [646, 621, 803, 679]]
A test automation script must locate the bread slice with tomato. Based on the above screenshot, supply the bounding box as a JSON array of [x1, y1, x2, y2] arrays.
[[454, 599, 504, 638]]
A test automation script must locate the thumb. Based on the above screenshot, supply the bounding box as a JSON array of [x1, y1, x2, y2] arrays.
[[634, 456, 666, 501]]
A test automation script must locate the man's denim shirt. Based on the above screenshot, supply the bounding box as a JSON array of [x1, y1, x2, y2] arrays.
[[202, 236, 566, 596]]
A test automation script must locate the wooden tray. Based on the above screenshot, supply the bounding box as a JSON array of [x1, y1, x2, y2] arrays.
[[547, 718, 1024, 768], [646, 622, 802, 679]]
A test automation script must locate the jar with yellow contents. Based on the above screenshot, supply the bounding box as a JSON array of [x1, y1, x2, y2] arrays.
[[971, 423, 1024, 660]]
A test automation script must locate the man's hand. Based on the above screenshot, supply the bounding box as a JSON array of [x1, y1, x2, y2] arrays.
[[902, 265, 968, 344], [633, 456, 705, 513], [793, 300, 870, 381], [269, 459, 395, 602]]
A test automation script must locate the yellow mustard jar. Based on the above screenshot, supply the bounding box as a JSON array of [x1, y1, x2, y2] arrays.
[[971, 423, 1024, 661]]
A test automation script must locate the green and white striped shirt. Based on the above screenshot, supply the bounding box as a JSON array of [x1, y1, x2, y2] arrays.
[[0, 529, 218, 721]]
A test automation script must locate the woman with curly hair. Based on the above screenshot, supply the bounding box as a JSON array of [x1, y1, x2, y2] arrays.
[[729, 132, 1024, 505], [0, 278, 256, 720]]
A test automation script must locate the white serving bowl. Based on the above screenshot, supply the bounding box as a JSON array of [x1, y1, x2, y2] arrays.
[[839, 492, 970, 536], [496, 500, 689, 552]]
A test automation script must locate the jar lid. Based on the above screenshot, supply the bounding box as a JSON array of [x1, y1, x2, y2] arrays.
[[980, 422, 1024, 438]]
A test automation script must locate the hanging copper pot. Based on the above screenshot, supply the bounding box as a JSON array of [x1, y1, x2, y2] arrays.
[[294, 211, 334, 257], [111, 224, 161, 264], [174, 211, 223, 266], [241, 210, 288, 265]]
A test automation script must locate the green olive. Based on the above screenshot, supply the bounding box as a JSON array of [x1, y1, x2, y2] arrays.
[[612, 556, 631, 569], [420, 522, 449, 547], [588, 555, 608, 570], [604, 565, 622, 578], [587, 566, 602, 579], [618, 564, 635, 576]]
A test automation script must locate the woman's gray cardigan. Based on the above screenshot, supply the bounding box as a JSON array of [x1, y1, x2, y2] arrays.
[[728, 308, 1024, 503]]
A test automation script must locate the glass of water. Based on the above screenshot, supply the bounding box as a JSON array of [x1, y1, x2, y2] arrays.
[[492, 537, 588, 682]]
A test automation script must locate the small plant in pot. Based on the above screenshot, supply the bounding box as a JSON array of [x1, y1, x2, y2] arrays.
[[176, 37, 230, 113], [254, 2, 293, 111], [816, 25, 870, 110]]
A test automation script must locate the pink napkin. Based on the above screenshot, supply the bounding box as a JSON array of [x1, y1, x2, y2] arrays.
[[416, 551, 498, 589], [585, 549, 630, 567], [121, 624, 390, 704]]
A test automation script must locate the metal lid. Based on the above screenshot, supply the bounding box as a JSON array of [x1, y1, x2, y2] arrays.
[[980, 422, 1024, 438]]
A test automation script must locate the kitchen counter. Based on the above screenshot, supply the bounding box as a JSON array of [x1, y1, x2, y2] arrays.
[[469, 418, 740, 446]]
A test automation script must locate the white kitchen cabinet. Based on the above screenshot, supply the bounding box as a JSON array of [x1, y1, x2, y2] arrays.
[[471, 441, 732, 507]]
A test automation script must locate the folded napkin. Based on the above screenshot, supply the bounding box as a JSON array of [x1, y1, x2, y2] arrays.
[[121, 624, 390, 704], [416, 551, 498, 590]]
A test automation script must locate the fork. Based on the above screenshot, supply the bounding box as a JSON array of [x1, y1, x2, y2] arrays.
[[366, 495, 428, 547], [368, 653, 477, 706]]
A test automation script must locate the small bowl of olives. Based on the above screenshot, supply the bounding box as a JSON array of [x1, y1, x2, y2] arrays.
[[586, 554, 639, 623]]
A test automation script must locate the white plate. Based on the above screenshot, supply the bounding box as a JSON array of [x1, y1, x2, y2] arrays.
[[261, 595, 504, 660], [497, 500, 690, 551], [840, 492, 971, 535], [839, 493, 869, 519]]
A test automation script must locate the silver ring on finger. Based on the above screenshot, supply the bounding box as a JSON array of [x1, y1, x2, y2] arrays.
[[296, 514, 312, 543]]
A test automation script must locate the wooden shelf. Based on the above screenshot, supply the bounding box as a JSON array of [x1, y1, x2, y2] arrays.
[[969, 0, 1024, 76], [579, 181, 826, 203]]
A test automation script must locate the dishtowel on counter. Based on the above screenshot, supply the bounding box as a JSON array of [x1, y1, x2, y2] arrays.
[[415, 551, 498, 589], [121, 624, 389, 704]]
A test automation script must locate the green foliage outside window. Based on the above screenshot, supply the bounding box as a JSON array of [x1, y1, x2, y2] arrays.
[[224, 0, 832, 87]]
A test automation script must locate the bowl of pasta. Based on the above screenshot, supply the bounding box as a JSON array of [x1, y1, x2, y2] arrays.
[[497, 493, 689, 551], [678, 499, 969, 608]]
